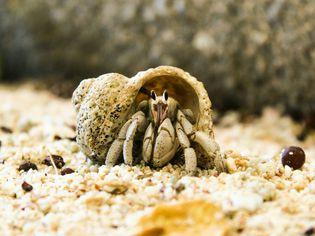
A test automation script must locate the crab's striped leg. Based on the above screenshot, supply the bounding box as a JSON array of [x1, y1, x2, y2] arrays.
[[177, 109, 225, 173], [190, 131, 225, 172], [105, 119, 133, 166], [142, 123, 154, 163], [105, 111, 146, 166], [175, 121, 197, 175], [123, 111, 147, 165]]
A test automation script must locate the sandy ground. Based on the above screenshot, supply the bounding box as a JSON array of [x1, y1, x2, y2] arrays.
[[0, 84, 314, 236]]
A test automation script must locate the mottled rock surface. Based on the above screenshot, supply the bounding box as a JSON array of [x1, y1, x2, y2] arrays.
[[1, 0, 315, 116]]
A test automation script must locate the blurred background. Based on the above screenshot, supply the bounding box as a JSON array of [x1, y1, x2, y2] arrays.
[[1, 0, 315, 119]]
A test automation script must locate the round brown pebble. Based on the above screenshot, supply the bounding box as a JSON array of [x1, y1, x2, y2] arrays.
[[43, 155, 65, 169], [18, 162, 38, 172], [281, 146, 305, 170], [21, 181, 33, 192], [61, 168, 75, 175]]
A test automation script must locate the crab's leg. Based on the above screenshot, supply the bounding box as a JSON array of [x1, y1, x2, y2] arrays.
[[177, 110, 194, 134], [105, 119, 133, 166], [142, 122, 154, 163], [190, 131, 225, 172], [177, 110, 226, 172], [105, 111, 146, 166], [175, 121, 197, 174], [181, 108, 196, 124], [152, 118, 178, 167], [123, 111, 147, 165]]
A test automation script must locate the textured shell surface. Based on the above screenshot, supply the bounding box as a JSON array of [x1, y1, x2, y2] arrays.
[[72, 66, 218, 167]]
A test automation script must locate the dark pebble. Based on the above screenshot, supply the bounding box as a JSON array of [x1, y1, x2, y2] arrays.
[[61, 168, 75, 175], [43, 155, 65, 169], [54, 135, 76, 142], [18, 162, 38, 172], [53, 135, 62, 140], [66, 136, 77, 142], [0, 126, 13, 133], [174, 183, 186, 193], [303, 227, 315, 236], [281, 146, 306, 170], [21, 181, 33, 192]]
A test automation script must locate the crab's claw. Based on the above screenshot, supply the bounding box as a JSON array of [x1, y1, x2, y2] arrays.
[[152, 118, 178, 167]]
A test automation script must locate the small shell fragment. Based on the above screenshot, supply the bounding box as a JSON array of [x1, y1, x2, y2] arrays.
[[103, 180, 129, 195], [135, 200, 229, 236]]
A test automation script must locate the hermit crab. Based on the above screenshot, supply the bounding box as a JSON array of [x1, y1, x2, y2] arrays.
[[72, 66, 225, 174]]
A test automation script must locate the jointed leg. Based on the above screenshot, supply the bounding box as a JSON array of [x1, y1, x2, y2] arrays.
[[189, 131, 225, 172], [175, 121, 197, 174], [105, 119, 132, 166], [177, 110, 194, 135], [142, 123, 154, 163], [181, 108, 196, 124], [177, 109, 225, 172], [105, 111, 146, 166], [123, 111, 147, 165]]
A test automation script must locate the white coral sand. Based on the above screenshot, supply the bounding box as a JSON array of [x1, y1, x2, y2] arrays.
[[0, 85, 314, 236]]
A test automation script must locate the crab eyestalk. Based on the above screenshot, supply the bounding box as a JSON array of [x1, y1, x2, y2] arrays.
[[150, 90, 169, 128]]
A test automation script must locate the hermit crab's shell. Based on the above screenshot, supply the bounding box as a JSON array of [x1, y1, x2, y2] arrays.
[[72, 66, 215, 164]]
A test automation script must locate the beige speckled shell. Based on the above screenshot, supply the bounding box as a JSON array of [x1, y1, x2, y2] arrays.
[[72, 66, 218, 166]]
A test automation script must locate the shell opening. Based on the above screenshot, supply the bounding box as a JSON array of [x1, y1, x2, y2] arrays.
[[135, 75, 200, 117]]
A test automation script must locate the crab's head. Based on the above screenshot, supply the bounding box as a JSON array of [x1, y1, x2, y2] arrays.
[[149, 90, 169, 128], [148, 89, 179, 128]]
